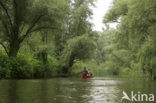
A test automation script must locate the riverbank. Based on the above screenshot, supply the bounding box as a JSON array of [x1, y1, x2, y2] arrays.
[[0, 53, 155, 80]]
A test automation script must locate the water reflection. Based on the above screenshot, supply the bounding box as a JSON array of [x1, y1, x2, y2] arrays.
[[0, 77, 155, 103], [40, 80, 48, 103], [8, 80, 18, 103]]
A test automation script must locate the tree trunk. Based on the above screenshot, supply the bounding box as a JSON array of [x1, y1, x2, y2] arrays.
[[62, 54, 75, 74], [41, 49, 47, 64], [8, 39, 20, 57], [41, 32, 48, 64]]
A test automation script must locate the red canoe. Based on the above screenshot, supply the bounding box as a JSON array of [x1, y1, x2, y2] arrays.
[[81, 73, 92, 79]]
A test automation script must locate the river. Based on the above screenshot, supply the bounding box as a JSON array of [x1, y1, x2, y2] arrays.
[[0, 77, 156, 103]]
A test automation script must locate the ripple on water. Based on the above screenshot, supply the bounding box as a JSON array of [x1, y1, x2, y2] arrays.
[[83, 77, 121, 103]]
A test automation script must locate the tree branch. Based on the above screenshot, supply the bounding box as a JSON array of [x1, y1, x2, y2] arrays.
[[0, 1, 14, 32], [19, 14, 45, 43], [30, 26, 58, 33], [13, 0, 19, 35], [0, 42, 9, 55], [19, 23, 25, 34], [112, 20, 120, 23]]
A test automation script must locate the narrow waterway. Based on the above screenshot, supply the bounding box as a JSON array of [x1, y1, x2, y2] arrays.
[[0, 77, 155, 103]]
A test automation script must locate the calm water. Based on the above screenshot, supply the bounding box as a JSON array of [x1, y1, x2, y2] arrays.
[[0, 77, 156, 103]]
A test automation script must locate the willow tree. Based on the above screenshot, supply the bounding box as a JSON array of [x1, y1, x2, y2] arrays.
[[60, 35, 96, 74], [0, 0, 60, 57], [69, 0, 94, 37], [57, 0, 96, 74], [103, 0, 156, 78]]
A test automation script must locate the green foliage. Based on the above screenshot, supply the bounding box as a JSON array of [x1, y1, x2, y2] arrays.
[[70, 60, 86, 74], [69, 0, 94, 36], [0, 0, 97, 78], [45, 55, 59, 75], [102, 0, 156, 78], [0, 53, 34, 78], [0, 0, 69, 57], [0, 52, 59, 78], [104, 0, 128, 23], [0, 0, 155, 79], [61, 35, 96, 70]]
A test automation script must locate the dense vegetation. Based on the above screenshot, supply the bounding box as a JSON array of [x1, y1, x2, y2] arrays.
[[102, 0, 156, 79], [0, 0, 155, 79]]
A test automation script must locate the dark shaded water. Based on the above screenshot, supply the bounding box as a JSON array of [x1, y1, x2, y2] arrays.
[[0, 77, 156, 103]]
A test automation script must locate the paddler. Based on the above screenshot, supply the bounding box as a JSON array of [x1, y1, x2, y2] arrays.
[[82, 67, 88, 79]]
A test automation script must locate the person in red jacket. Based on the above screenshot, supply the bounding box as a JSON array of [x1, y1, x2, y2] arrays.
[[81, 67, 88, 79]]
